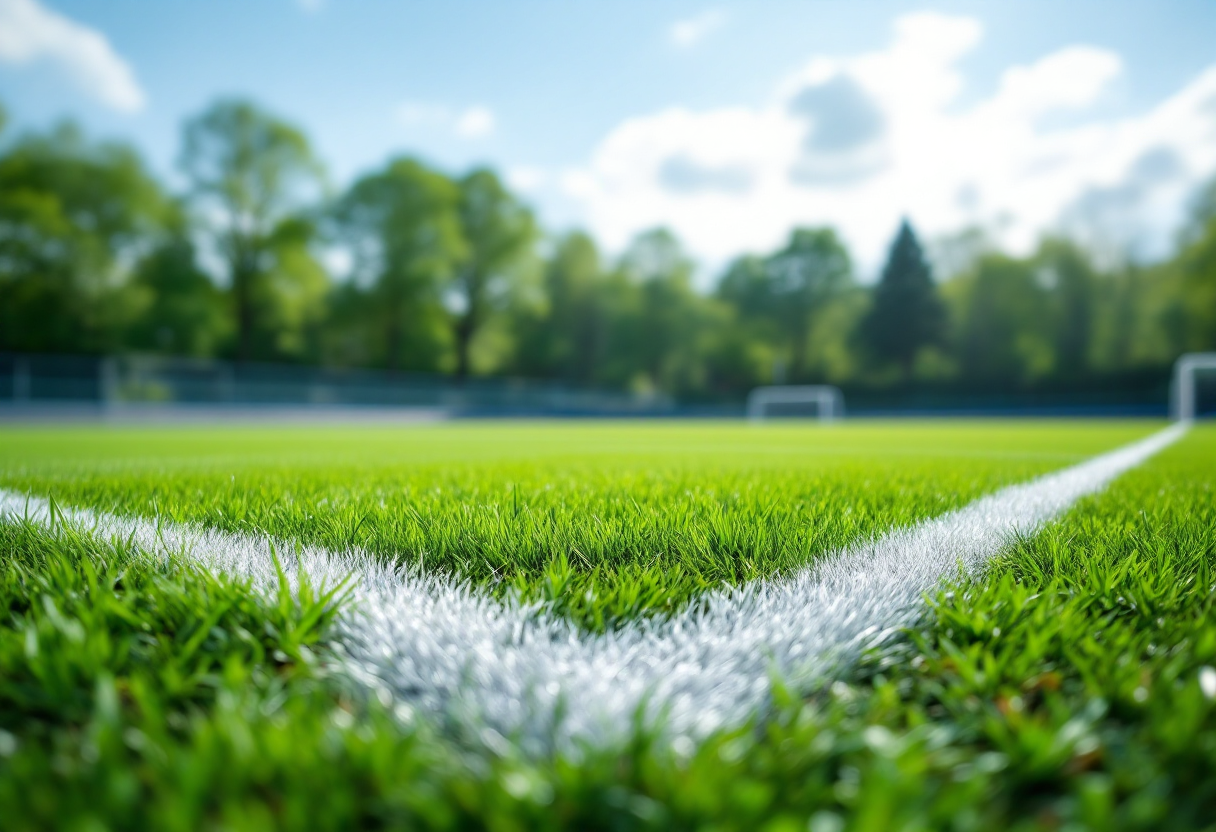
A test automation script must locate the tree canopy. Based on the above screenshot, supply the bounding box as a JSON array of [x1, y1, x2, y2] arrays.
[[179, 99, 326, 361], [3, 95, 1214, 406]]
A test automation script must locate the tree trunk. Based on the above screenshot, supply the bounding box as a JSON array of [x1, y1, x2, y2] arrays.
[[789, 324, 809, 382], [234, 263, 254, 363], [385, 308, 401, 373], [454, 313, 475, 381]]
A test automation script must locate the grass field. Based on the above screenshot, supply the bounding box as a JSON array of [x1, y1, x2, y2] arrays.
[[1, 420, 1214, 830]]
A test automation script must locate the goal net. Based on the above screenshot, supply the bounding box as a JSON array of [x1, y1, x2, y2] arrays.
[[1172, 353, 1216, 421], [747, 385, 844, 422]]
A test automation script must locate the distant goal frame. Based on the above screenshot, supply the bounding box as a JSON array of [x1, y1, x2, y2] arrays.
[[1172, 352, 1216, 421], [747, 385, 845, 423]]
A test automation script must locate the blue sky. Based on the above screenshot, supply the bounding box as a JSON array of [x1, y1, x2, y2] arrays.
[[2, 0, 1215, 275]]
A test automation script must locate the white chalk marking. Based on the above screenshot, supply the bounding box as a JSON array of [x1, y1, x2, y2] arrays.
[[0, 424, 1186, 745]]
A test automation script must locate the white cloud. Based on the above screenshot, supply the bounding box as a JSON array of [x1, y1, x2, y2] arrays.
[[454, 105, 496, 139], [296, 0, 325, 13], [507, 165, 546, 192], [564, 11, 1216, 273], [992, 46, 1121, 117], [0, 0, 145, 112], [670, 9, 726, 49], [397, 101, 496, 140]]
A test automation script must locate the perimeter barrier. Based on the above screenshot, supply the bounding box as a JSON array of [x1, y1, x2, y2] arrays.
[[0, 352, 672, 418]]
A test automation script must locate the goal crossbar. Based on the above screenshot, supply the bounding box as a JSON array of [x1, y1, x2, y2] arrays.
[[1172, 352, 1216, 422], [747, 385, 844, 422]]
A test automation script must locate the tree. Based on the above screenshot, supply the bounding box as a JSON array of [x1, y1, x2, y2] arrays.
[[952, 254, 1054, 383], [1177, 198, 1216, 351], [766, 228, 852, 379], [451, 169, 536, 379], [1034, 238, 1097, 378], [0, 122, 168, 353], [618, 229, 722, 396], [254, 215, 330, 360], [721, 228, 851, 380], [125, 205, 229, 357], [179, 99, 325, 361], [333, 157, 464, 371], [858, 220, 946, 377], [509, 231, 610, 384], [718, 229, 851, 383]]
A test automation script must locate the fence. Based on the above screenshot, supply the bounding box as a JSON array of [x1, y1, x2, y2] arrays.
[[2, 352, 1208, 421], [0, 353, 672, 418]]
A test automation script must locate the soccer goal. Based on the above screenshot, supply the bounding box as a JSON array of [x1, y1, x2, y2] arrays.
[[1171, 353, 1216, 421], [747, 385, 845, 422]]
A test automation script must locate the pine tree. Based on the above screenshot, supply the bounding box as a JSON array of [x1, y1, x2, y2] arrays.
[[859, 220, 946, 377]]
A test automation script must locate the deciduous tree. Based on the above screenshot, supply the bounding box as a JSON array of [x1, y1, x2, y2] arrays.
[[179, 99, 325, 361], [451, 169, 536, 379], [334, 157, 464, 371]]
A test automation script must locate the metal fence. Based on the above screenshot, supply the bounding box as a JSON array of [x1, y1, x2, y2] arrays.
[[2, 352, 1208, 421], [0, 352, 672, 417]]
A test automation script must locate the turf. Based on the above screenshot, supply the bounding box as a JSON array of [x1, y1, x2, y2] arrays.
[[0, 420, 1155, 629], [2, 419, 1213, 831]]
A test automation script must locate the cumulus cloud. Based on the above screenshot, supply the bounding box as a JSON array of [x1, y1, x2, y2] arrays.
[[397, 101, 497, 140], [0, 0, 145, 112], [506, 165, 546, 193], [659, 156, 754, 194], [1060, 146, 1193, 264], [563, 11, 1216, 272], [670, 9, 726, 49], [789, 75, 885, 154], [454, 105, 496, 139]]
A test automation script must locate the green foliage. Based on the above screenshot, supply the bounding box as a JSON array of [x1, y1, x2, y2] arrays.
[[332, 157, 465, 371], [452, 169, 537, 378], [0, 122, 169, 353], [620, 229, 728, 395], [125, 213, 232, 356], [858, 220, 947, 377], [1176, 212, 1216, 350], [179, 98, 327, 361], [719, 227, 853, 381], [949, 253, 1056, 382], [1036, 238, 1098, 377], [511, 231, 609, 384]]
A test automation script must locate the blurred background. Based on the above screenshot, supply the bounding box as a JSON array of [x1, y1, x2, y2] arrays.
[[1, 0, 1214, 417]]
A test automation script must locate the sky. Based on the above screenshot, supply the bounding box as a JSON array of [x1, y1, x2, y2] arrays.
[[1, 0, 1215, 279]]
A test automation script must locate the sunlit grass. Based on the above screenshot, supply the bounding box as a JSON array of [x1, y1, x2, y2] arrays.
[[0, 420, 1154, 629], [2, 420, 1213, 830], [0, 418, 1152, 627]]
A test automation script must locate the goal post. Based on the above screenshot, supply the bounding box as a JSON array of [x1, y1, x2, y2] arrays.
[[1172, 352, 1216, 422], [747, 385, 844, 422]]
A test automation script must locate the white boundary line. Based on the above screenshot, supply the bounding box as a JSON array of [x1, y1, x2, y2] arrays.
[[0, 424, 1187, 745]]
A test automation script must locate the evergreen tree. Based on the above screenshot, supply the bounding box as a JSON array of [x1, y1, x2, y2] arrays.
[[858, 220, 946, 377]]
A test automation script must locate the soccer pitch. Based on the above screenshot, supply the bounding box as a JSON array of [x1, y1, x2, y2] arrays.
[[1, 420, 1214, 830]]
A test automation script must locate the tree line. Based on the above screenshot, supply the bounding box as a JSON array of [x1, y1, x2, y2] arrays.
[[2, 97, 1214, 400]]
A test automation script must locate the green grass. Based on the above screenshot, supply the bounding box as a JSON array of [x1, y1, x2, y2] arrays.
[[1, 419, 1214, 831], [0, 420, 1155, 628]]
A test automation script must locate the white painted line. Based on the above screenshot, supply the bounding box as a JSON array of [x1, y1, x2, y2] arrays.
[[0, 424, 1187, 745]]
